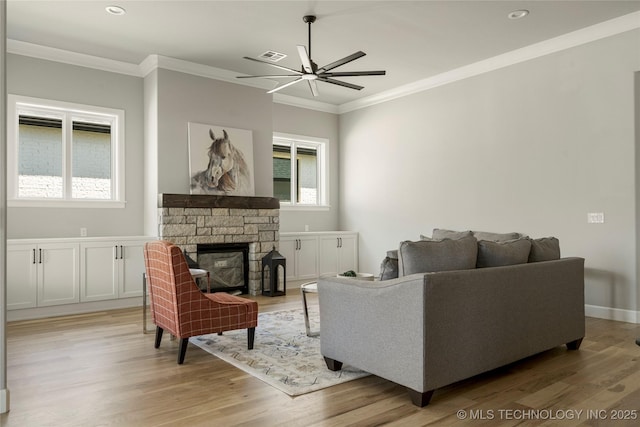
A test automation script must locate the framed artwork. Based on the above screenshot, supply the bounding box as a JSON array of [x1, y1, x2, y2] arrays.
[[188, 122, 255, 196]]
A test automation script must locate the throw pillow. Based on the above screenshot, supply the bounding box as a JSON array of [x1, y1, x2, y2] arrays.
[[431, 229, 473, 240], [528, 237, 561, 262], [379, 250, 399, 280], [473, 230, 522, 242], [398, 235, 478, 276], [476, 238, 532, 268]]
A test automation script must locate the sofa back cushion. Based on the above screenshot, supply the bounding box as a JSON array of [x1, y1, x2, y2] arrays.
[[528, 237, 561, 262], [476, 238, 532, 268], [432, 228, 522, 242], [398, 235, 478, 276], [472, 230, 522, 242], [431, 229, 473, 240]]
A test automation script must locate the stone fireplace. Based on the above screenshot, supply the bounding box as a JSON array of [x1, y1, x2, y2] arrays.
[[157, 193, 280, 295]]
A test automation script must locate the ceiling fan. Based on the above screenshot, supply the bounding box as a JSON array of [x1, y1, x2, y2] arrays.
[[237, 15, 386, 97]]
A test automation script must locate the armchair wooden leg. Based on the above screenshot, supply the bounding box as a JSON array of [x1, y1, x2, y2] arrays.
[[248, 327, 255, 350], [324, 357, 343, 371], [154, 327, 164, 348], [407, 389, 434, 407], [178, 338, 189, 364]]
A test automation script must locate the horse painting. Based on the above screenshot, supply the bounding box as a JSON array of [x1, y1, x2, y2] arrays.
[[190, 129, 252, 195]]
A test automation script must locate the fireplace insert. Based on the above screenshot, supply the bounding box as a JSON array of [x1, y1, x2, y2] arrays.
[[196, 243, 249, 294]]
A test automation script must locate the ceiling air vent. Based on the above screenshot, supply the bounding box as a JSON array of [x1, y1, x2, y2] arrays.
[[258, 50, 287, 62]]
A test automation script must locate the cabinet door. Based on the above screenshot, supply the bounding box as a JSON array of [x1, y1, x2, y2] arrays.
[[80, 242, 118, 302], [337, 235, 358, 273], [38, 243, 80, 307], [296, 236, 318, 280], [318, 236, 339, 276], [119, 241, 147, 298], [6, 243, 38, 310], [278, 238, 298, 281]]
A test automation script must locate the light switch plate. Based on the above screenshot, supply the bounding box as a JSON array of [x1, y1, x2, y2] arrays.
[[587, 212, 605, 224]]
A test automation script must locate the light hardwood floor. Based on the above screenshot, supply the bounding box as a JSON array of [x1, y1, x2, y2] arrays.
[[2, 290, 640, 427]]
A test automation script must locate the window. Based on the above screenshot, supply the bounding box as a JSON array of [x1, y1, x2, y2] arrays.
[[273, 133, 328, 208], [7, 95, 125, 207]]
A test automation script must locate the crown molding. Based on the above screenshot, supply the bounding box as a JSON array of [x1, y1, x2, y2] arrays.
[[140, 54, 338, 113], [140, 54, 268, 89], [6, 39, 141, 77], [7, 10, 640, 115], [338, 11, 640, 114], [272, 93, 339, 114]]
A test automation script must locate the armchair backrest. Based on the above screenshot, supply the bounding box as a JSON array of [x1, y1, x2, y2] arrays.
[[144, 240, 203, 337]]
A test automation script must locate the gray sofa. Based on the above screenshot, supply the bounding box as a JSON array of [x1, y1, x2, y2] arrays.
[[317, 230, 585, 407]]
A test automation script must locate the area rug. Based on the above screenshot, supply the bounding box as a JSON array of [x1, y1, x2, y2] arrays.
[[190, 307, 369, 396]]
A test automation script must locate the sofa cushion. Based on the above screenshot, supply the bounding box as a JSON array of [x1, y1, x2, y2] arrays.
[[432, 228, 522, 242], [472, 230, 522, 242], [476, 238, 532, 268], [431, 229, 473, 240], [528, 237, 561, 262], [379, 250, 399, 280], [398, 235, 478, 276]]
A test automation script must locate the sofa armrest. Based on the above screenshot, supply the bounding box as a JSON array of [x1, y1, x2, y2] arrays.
[[317, 274, 428, 392]]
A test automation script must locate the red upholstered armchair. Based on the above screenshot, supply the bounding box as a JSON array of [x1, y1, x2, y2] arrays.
[[144, 240, 258, 364]]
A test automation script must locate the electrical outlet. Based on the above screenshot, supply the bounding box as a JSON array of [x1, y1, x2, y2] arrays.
[[587, 213, 605, 224], [80, 227, 88, 237]]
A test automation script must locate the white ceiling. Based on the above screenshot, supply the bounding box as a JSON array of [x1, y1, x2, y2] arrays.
[[6, 1, 640, 107]]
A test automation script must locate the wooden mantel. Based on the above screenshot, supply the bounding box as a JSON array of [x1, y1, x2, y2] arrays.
[[158, 193, 280, 209]]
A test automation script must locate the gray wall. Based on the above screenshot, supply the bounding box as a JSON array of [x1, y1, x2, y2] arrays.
[[154, 69, 274, 196], [339, 30, 640, 314], [143, 71, 341, 235], [6, 54, 145, 238], [1, 0, 9, 411], [636, 71, 640, 317], [273, 103, 340, 232]]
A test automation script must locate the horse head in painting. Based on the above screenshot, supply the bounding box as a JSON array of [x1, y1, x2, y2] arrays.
[[191, 129, 251, 195]]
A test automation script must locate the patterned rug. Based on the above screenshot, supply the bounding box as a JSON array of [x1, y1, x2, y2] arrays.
[[190, 307, 369, 396]]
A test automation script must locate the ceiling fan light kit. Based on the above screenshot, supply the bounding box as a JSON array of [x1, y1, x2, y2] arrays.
[[237, 15, 386, 97]]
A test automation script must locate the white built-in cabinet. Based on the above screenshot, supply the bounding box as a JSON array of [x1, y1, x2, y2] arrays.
[[7, 242, 79, 309], [7, 237, 152, 313], [318, 234, 358, 276], [280, 232, 358, 281], [80, 239, 148, 302], [279, 234, 319, 280]]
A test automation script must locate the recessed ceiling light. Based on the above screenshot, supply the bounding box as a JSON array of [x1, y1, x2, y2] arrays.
[[508, 9, 529, 20], [105, 5, 126, 16]]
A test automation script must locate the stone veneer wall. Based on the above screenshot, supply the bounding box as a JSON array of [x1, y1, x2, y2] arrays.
[[158, 194, 280, 295]]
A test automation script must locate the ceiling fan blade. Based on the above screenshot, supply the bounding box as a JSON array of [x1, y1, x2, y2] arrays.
[[297, 45, 314, 73], [317, 77, 364, 91], [308, 80, 319, 97], [237, 74, 302, 79], [242, 56, 302, 75], [319, 70, 386, 77], [317, 51, 366, 73], [266, 78, 304, 94]]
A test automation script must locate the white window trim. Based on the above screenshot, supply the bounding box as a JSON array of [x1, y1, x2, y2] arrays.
[[7, 94, 126, 208], [273, 132, 329, 211]]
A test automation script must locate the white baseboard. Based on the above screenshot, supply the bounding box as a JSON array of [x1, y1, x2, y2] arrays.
[[0, 389, 9, 414], [7, 298, 143, 322], [585, 304, 639, 324]]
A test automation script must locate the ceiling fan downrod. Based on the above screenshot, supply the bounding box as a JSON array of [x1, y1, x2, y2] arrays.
[[303, 15, 316, 60]]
